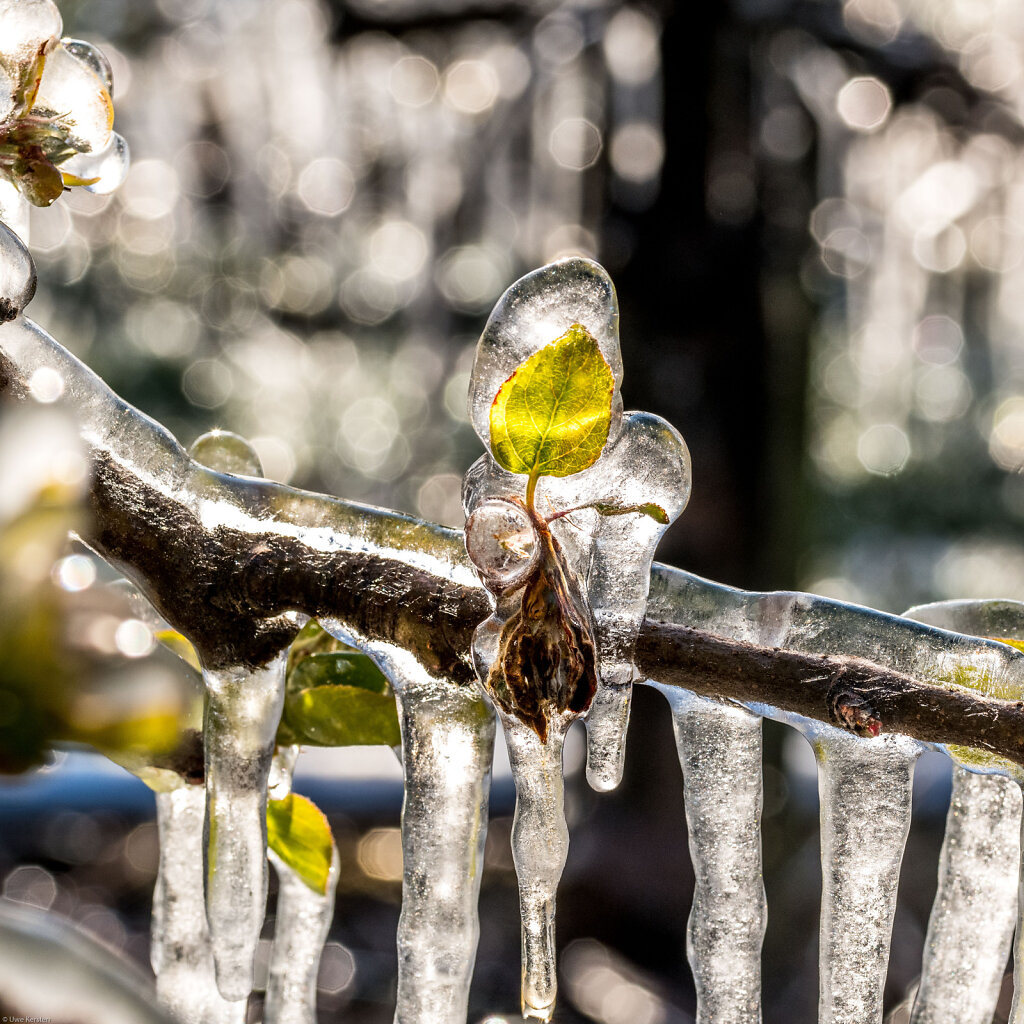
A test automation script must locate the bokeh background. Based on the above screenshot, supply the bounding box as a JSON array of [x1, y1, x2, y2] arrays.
[[4, 0, 1024, 1019]]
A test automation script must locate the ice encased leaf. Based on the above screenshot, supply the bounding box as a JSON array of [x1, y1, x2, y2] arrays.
[[266, 793, 334, 896], [489, 322, 614, 479], [464, 258, 691, 1019], [469, 258, 623, 451]]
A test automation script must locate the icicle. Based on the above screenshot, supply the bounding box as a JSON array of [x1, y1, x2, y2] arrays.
[[202, 654, 287, 1000], [501, 716, 569, 1021], [264, 846, 340, 1024], [264, 747, 340, 1024], [903, 599, 1023, 1024], [185, 426, 285, 1000], [910, 768, 1020, 1024], [153, 785, 246, 1024], [809, 726, 921, 1024], [1012, 804, 1024, 1024], [316, 621, 495, 1024], [652, 686, 764, 1024]]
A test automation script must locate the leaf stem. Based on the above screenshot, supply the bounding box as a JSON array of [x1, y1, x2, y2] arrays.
[[525, 469, 539, 517]]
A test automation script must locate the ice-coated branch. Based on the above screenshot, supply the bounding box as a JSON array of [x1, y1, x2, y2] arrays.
[[3, 316, 1024, 770]]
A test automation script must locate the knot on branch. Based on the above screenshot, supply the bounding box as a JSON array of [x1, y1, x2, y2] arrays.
[[826, 674, 882, 738]]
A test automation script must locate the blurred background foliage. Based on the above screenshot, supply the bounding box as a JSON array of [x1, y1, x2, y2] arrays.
[[6, 0, 1024, 1019]]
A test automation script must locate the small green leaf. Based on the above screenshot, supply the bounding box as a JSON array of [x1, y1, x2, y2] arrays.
[[288, 651, 390, 696], [490, 323, 614, 481], [284, 682, 401, 747], [590, 501, 669, 525], [266, 793, 334, 895]]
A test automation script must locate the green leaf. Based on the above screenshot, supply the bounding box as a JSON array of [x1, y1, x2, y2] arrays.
[[288, 651, 389, 696], [590, 501, 669, 525], [285, 684, 401, 746], [489, 323, 614, 480], [266, 793, 335, 895]]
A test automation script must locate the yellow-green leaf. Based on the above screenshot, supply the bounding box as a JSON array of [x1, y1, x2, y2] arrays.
[[156, 629, 202, 674], [591, 501, 669, 525], [489, 323, 614, 480], [266, 793, 335, 895], [284, 682, 401, 747]]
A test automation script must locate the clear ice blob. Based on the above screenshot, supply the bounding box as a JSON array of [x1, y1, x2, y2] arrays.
[[61, 38, 114, 93], [464, 257, 690, 792], [464, 499, 538, 592], [0, 0, 61, 69], [61, 131, 130, 195], [904, 600, 1023, 1024], [0, 219, 36, 320], [652, 687, 764, 1024], [36, 44, 114, 154], [153, 785, 246, 1024], [190, 429, 264, 478]]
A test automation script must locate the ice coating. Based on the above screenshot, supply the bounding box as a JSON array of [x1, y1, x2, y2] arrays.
[[0, 181, 29, 243], [651, 687, 764, 1024], [316, 620, 494, 1024], [153, 786, 246, 1024], [62, 131, 130, 195], [0, 220, 36, 320], [904, 600, 1023, 1024], [36, 43, 114, 153], [61, 38, 114, 93], [805, 724, 921, 1024], [0, 0, 62, 69], [263, 749, 340, 1024], [464, 258, 690, 791], [190, 429, 265, 479], [203, 655, 287, 1000]]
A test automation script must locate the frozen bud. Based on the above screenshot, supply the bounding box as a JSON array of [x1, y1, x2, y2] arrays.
[[0, 220, 36, 320], [465, 499, 538, 591]]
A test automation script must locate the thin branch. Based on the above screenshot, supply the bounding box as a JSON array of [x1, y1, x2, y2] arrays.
[[4, 321, 1024, 770]]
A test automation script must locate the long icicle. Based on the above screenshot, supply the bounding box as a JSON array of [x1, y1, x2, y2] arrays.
[[202, 654, 287, 1001], [392, 679, 495, 1024], [813, 728, 921, 1024], [501, 717, 569, 1022], [910, 767, 1020, 1024], [652, 686, 764, 1024], [153, 785, 247, 1024], [1008, 795, 1024, 1024]]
